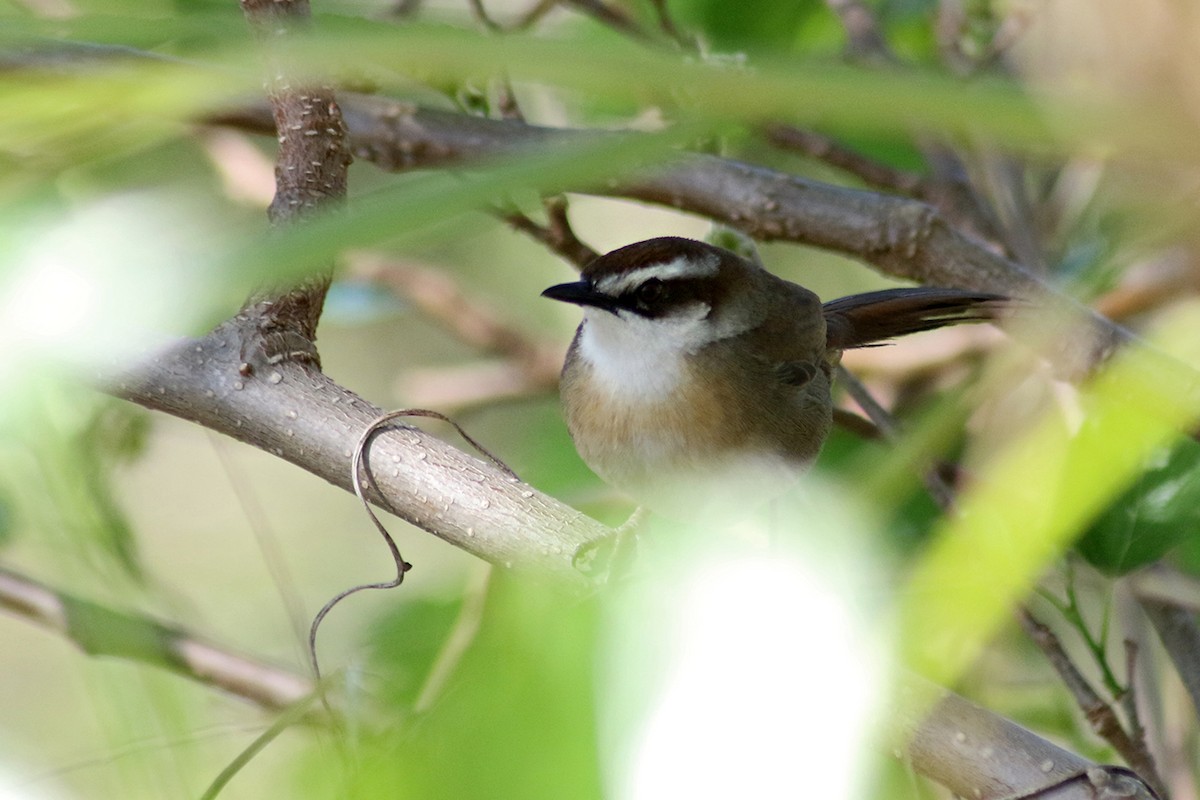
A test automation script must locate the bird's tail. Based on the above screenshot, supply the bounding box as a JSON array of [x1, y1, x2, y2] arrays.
[[823, 287, 1005, 350]]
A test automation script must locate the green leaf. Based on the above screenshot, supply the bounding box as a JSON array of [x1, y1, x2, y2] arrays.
[[367, 596, 464, 711], [673, 0, 816, 52], [0, 379, 146, 579], [311, 576, 603, 800], [1076, 437, 1200, 575]]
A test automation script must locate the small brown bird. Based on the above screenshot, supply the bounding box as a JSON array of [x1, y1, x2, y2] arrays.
[[542, 237, 1002, 518]]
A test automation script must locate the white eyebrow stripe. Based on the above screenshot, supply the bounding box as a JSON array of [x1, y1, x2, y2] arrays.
[[595, 253, 719, 295]]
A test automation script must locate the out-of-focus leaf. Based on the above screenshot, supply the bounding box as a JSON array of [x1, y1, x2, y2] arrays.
[[0, 378, 145, 580], [819, 426, 943, 554], [6, 15, 1192, 160], [898, 303, 1200, 684], [672, 0, 817, 52], [367, 595, 463, 711], [227, 125, 707, 293], [306, 575, 603, 800], [0, 488, 12, 547], [1076, 437, 1200, 575]]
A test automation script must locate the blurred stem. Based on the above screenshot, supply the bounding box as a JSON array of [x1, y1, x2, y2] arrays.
[[1135, 589, 1200, 718], [0, 564, 316, 711], [414, 564, 492, 712], [1056, 561, 1125, 697], [501, 195, 599, 269], [823, 0, 894, 63], [836, 365, 957, 510], [199, 687, 326, 800]]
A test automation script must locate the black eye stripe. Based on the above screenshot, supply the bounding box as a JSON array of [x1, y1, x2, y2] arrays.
[[616, 277, 708, 317]]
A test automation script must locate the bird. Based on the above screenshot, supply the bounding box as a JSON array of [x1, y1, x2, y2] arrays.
[[541, 236, 1003, 520]]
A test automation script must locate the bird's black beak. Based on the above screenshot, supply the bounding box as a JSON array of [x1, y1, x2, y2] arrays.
[[541, 281, 620, 313]]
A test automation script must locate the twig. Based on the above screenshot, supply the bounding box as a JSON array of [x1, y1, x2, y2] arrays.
[[1134, 589, 1200, 718], [309, 408, 511, 680], [466, 0, 502, 31], [836, 365, 958, 510], [0, 564, 314, 711], [308, 412, 417, 681], [764, 123, 927, 196], [823, 0, 895, 63], [514, 0, 560, 30], [502, 196, 600, 269], [199, 689, 325, 800], [563, 0, 649, 40], [647, 0, 694, 50], [1018, 608, 1167, 798], [347, 252, 563, 369]]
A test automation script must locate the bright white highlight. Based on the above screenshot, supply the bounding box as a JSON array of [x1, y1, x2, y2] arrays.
[[0, 769, 54, 800], [3, 259, 101, 354], [0, 193, 214, 383], [602, 545, 886, 800]]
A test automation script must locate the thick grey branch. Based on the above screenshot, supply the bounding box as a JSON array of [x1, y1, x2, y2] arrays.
[[898, 678, 1160, 800], [107, 318, 606, 583]]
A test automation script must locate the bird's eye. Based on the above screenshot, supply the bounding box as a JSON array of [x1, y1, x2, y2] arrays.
[[633, 278, 668, 309]]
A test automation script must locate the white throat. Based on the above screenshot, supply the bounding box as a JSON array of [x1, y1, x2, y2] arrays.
[[577, 304, 712, 403]]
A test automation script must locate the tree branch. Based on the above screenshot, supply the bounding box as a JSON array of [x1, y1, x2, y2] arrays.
[[501, 195, 600, 269], [897, 677, 1160, 800], [214, 95, 1130, 371], [234, 0, 354, 369], [0, 564, 313, 712], [761, 123, 1003, 246], [1018, 608, 1167, 797], [106, 327, 605, 583]]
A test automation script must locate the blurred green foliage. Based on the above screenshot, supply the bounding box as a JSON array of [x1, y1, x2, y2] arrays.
[[2, 0, 1200, 798], [0, 379, 148, 580], [312, 576, 603, 799]]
